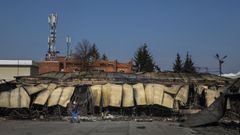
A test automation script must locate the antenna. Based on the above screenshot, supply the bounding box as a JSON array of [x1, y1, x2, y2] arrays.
[[214, 53, 227, 76], [66, 35, 71, 59], [46, 13, 58, 61]]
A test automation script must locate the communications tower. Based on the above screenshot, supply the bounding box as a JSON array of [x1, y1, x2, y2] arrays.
[[45, 13, 58, 61]]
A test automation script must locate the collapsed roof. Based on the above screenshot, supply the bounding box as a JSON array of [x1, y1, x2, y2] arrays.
[[16, 71, 232, 86]]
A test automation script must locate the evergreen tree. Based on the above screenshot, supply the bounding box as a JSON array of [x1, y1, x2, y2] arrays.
[[183, 52, 196, 73], [89, 43, 100, 61], [173, 53, 183, 73], [188, 56, 196, 73], [133, 43, 155, 72], [154, 65, 161, 72], [101, 53, 108, 60]]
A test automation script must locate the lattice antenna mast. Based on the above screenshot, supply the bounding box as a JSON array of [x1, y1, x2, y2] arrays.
[[46, 13, 58, 61]]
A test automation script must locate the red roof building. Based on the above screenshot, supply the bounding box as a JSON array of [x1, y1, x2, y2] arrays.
[[38, 56, 133, 74]]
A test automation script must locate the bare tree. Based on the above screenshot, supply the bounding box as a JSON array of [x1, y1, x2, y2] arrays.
[[74, 39, 92, 71]]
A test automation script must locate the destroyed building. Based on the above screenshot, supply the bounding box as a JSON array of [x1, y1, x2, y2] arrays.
[[0, 71, 239, 127]]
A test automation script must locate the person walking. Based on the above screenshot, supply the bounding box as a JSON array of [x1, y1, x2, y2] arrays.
[[71, 101, 80, 123]]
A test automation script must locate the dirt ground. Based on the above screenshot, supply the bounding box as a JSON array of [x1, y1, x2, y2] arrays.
[[0, 119, 239, 135]]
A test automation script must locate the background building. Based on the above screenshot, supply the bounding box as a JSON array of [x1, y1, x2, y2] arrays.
[[38, 56, 133, 74], [0, 60, 39, 81]]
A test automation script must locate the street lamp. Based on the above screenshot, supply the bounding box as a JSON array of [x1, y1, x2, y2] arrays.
[[214, 53, 227, 76]]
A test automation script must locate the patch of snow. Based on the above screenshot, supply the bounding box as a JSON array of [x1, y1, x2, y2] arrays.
[[222, 71, 240, 79]]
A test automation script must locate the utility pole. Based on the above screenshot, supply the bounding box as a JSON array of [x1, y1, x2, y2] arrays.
[[66, 35, 71, 59], [214, 54, 227, 76]]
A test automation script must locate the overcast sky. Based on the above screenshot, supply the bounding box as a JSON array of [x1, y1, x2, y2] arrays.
[[0, 0, 239, 73]]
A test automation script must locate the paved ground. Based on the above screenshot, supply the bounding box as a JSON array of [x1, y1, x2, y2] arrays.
[[0, 120, 238, 135]]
